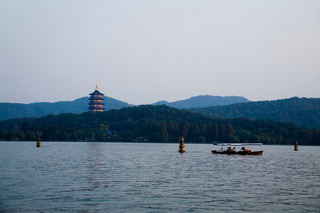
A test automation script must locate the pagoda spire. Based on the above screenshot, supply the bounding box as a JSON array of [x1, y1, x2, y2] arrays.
[[95, 83, 99, 91]]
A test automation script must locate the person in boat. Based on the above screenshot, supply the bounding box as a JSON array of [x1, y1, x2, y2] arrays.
[[241, 147, 251, 152], [227, 147, 234, 153], [232, 147, 236, 152]]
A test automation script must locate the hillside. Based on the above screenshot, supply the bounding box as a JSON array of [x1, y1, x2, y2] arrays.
[[0, 95, 248, 121], [191, 97, 320, 130], [0, 105, 319, 145], [153, 95, 249, 109], [0, 97, 131, 121]]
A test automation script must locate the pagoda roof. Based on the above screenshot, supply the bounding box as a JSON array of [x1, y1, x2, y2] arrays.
[[89, 90, 104, 96], [89, 96, 104, 100]]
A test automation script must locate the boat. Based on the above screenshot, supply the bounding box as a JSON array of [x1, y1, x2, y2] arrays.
[[211, 143, 263, 155], [211, 150, 263, 155]]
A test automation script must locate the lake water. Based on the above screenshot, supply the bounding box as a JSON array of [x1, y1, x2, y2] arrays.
[[0, 142, 319, 213]]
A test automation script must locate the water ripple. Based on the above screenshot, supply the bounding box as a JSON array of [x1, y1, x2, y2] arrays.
[[0, 142, 319, 212]]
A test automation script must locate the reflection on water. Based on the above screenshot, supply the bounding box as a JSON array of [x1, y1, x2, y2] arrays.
[[87, 143, 105, 189], [0, 142, 319, 212]]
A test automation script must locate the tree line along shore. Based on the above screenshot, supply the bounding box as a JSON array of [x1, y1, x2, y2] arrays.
[[0, 105, 319, 145]]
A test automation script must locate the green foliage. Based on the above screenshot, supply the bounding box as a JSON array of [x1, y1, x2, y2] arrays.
[[0, 105, 319, 145]]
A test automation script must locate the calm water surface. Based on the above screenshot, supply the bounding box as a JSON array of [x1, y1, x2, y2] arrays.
[[0, 142, 319, 212]]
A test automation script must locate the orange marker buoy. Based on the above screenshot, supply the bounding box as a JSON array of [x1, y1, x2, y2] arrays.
[[179, 136, 185, 153], [36, 137, 41, 147]]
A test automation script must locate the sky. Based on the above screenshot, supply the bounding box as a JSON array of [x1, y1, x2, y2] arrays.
[[0, 0, 320, 105]]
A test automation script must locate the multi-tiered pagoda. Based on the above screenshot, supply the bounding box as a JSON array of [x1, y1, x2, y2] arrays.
[[88, 84, 104, 112]]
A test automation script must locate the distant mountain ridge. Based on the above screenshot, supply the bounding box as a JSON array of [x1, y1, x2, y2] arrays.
[[153, 95, 249, 109], [0, 95, 249, 121], [191, 97, 320, 130], [1, 96, 319, 130], [0, 97, 132, 121]]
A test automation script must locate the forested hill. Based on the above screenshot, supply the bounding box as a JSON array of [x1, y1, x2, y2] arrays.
[[153, 95, 249, 109], [0, 97, 132, 121], [0, 105, 319, 145], [0, 95, 247, 121], [191, 97, 320, 130]]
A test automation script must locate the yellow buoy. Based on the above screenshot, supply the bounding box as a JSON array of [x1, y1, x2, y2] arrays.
[[179, 136, 185, 153], [36, 137, 41, 147], [294, 141, 298, 151]]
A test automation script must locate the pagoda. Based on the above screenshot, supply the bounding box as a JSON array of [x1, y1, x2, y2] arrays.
[[88, 84, 105, 112]]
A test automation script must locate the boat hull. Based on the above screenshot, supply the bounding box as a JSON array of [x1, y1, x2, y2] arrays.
[[211, 150, 263, 155]]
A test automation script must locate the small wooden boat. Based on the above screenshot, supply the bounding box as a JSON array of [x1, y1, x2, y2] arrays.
[[211, 143, 263, 155], [211, 150, 263, 155]]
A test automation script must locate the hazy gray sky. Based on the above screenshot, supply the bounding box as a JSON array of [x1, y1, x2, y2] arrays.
[[1, 0, 319, 105]]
